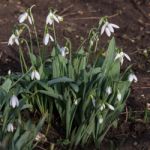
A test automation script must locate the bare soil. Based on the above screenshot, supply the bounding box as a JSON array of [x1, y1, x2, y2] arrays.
[[0, 0, 150, 149]]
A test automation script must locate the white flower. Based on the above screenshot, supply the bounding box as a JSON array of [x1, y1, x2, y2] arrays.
[[57, 16, 63, 22], [98, 116, 103, 124], [7, 123, 14, 132], [8, 70, 11, 75], [106, 103, 115, 111], [101, 21, 119, 37], [128, 74, 137, 83], [46, 11, 63, 25], [100, 103, 105, 111], [8, 34, 19, 46], [31, 70, 40, 80], [10, 95, 19, 108], [43, 33, 54, 45], [59, 47, 69, 57], [115, 52, 131, 65], [18, 12, 33, 24], [117, 90, 122, 101], [74, 99, 78, 105], [106, 86, 112, 95]]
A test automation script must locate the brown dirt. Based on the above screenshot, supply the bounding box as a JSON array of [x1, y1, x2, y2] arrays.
[[0, 0, 150, 149]]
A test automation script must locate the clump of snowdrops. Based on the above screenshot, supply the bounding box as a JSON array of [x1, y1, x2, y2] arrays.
[[1, 5, 138, 149]]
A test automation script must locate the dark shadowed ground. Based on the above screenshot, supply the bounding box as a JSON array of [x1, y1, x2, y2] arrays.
[[0, 0, 150, 149]]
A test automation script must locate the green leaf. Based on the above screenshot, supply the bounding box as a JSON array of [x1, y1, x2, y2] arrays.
[[48, 77, 74, 85], [102, 37, 116, 72], [1, 79, 12, 93]]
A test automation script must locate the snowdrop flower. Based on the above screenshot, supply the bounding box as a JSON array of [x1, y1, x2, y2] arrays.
[[10, 95, 19, 108], [43, 33, 54, 45], [101, 21, 119, 37], [57, 16, 63, 22], [106, 103, 115, 111], [128, 73, 137, 83], [8, 70, 11, 75], [59, 47, 69, 57], [8, 34, 19, 46], [31, 70, 40, 80], [115, 52, 131, 65], [46, 11, 63, 25], [98, 116, 103, 124], [18, 12, 33, 24], [106, 86, 112, 95], [74, 99, 78, 105], [100, 103, 105, 111], [117, 90, 122, 101], [7, 123, 14, 132]]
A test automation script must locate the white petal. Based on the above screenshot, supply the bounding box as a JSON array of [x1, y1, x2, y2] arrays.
[[46, 13, 53, 25], [108, 23, 114, 33], [53, 14, 59, 23], [31, 71, 35, 80], [49, 35, 54, 42], [10, 95, 19, 108], [109, 23, 120, 29], [100, 104, 105, 111], [18, 12, 28, 23], [101, 22, 108, 35], [34, 70, 40, 80], [7, 123, 14, 132], [133, 74, 138, 82], [105, 27, 111, 37], [128, 74, 137, 83], [99, 117, 103, 124], [15, 38, 19, 45], [106, 86, 112, 95], [60, 47, 66, 57], [57, 16, 63, 22], [8, 34, 15, 45], [107, 103, 115, 111], [43, 34, 50, 45], [124, 53, 131, 61]]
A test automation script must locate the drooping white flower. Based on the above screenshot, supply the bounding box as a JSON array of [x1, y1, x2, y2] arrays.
[[117, 90, 122, 101], [19, 12, 28, 23], [7, 123, 14, 132], [31, 70, 40, 80], [8, 34, 19, 46], [74, 99, 78, 105], [57, 16, 63, 22], [8, 70, 11, 75], [106, 86, 112, 95], [98, 116, 103, 124], [101, 21, 119, 37], [43, 33, 54, 45], [106, 103, 115, 111], [115, 52, 131, 65], [128, 74, 137, 83], [10, 95, 19, 108], [59, 47, 69, 57], [18, 12, 33, 24], [100, 103, 105, 111], [46, 11, 63, 25]]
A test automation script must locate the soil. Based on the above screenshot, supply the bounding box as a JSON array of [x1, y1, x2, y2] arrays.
[[0, 0, 150, 149]]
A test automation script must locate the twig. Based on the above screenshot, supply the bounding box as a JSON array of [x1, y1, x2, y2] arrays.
[[130, 0, 150, 20], [59, 4, 74, 15], [67, 12, 121, 20], [133, 86, 150, 89]]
